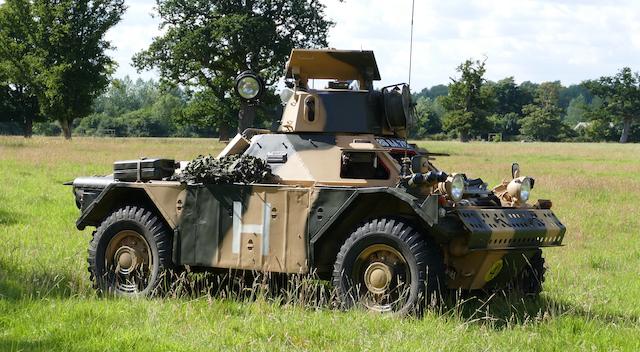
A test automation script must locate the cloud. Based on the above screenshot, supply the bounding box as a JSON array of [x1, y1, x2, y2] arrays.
[[105, 0, 161, 80]]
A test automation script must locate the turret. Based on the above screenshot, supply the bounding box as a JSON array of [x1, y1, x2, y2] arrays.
[[278, 49, 414, 138]]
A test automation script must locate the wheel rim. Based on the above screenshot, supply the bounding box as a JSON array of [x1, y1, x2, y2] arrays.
[[105, 230, 152, 293], [352, 244, 410, 312]]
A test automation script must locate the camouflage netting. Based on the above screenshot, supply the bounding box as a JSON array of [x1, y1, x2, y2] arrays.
[[176, 154, 272, 184]]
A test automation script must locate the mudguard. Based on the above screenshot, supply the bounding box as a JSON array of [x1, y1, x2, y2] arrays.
[[76, 182, 184, 230], [308, 187, 439, 252]]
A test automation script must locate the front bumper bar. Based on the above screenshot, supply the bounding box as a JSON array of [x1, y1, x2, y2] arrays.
[[457, 208, 566, 250]]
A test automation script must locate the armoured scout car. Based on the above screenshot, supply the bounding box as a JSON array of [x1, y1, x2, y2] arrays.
[[70, 49, 566, 314]]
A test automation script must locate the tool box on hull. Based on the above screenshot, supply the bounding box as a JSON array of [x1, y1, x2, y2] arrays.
[[113, 158, 177, 182]]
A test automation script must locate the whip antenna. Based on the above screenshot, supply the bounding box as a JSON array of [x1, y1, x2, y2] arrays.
[[408, 0, 415, 87], [402, 0, 416, 171]]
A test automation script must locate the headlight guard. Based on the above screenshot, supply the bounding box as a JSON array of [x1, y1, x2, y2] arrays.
[[448, 174, 465, 202], [234, 71, 264, 101], [507, 176, 534, 203]]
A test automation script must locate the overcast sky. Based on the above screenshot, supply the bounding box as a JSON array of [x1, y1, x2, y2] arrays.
[[106, 0, 640, 90]]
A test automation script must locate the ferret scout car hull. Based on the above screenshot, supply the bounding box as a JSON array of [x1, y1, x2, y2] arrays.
[[70, 49, 566, 314]]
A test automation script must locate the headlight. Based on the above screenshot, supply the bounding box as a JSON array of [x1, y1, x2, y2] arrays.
[[450, 174, 465, 202], [507, 176, 534, 203], [234, 71, 264, 101]]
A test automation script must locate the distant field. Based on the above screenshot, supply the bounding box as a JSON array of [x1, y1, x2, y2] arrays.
[[1, 136, 640, 351]]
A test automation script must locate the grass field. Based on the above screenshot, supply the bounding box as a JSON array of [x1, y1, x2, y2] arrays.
[[1, 136, 640, 351]]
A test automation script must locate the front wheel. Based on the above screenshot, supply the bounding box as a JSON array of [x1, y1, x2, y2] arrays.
[[88, 205, 173, 296], [332, 218, 444, 315]]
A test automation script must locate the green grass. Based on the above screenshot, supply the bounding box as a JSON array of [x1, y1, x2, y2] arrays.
[[1, 136, 640, 351]]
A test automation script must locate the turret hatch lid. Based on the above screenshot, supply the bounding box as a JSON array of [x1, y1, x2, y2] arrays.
[[285, 49, 381, 82]]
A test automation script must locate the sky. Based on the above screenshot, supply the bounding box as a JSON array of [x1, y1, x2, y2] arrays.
[[103, 0, 640, 90]]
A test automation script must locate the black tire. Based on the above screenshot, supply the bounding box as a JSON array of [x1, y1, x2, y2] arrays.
[[516, 250, 546, 296], [332, 218, 445, 315], [88, 205, 173, 296]]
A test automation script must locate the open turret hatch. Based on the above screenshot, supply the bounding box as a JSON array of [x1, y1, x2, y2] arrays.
[[285, 49, 381, 89]]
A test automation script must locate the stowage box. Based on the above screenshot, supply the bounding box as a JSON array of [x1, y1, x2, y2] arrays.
[[113, 158, 177, 182]]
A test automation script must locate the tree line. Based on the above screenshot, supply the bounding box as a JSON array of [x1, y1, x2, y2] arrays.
[[412, 60, 640, 143], [1, 0, 639, 143]]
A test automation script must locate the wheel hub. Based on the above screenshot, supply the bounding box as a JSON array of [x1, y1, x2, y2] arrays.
[[364, 262, 392, 294], [114, 246, 139, 273], [350, 243, 410, 312], [106, 230, 152, 287]]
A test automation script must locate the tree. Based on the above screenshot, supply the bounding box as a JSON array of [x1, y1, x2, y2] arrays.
[[488, 112, 520, 138], [0, 0, 125, 140], [441, 58, 492, 141], [415, 84, 448, 100], [584, 67, 640, 143], [483, 77, 534, 138], [565, 94, 588, 127], [559, 84, 593, 110], [0, 81, 14, 134], [36, 0, 125, 139], [519, 82, 570, 141], [491, 77, 533, 116], [0, 0, 43, 137], [411, 96, 442, 138], [179, 89, 239, 140], [582, 119, 618, 142], [134, 0, 333, 139], [0, 81, 42, 137], [0, 74, 13, 132]]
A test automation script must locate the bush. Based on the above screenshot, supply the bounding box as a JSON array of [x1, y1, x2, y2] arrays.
[[121, 109, 174, 137]]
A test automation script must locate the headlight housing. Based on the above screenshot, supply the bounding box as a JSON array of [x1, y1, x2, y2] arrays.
[[449, 174, 465, 202], [507, 176, 534, 203], [234, 71, 264, 101]]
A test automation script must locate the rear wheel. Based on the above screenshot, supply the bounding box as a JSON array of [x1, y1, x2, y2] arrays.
[[88, 205, 173, 296], [332, 218, 444, 315]]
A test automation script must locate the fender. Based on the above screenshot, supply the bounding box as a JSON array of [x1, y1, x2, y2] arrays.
[[310, 187, 439, 242], [76, 181, 185, 230]]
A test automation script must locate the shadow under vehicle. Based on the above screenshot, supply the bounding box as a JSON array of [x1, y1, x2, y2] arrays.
[[69, 49, 566, 315]]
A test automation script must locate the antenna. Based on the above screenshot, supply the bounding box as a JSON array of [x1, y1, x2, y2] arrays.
[[403, 0, 416, 170], [408, 0, 415, 87]]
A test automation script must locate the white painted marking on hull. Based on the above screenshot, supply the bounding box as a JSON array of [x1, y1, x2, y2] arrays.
[[232, 201, 271, 255]]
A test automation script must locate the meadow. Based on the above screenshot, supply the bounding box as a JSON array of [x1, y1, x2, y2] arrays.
[[1, 136, 639, 351]]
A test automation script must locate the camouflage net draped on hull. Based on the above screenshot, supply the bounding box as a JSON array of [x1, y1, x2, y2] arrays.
[[176, 155, 272, 184]]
